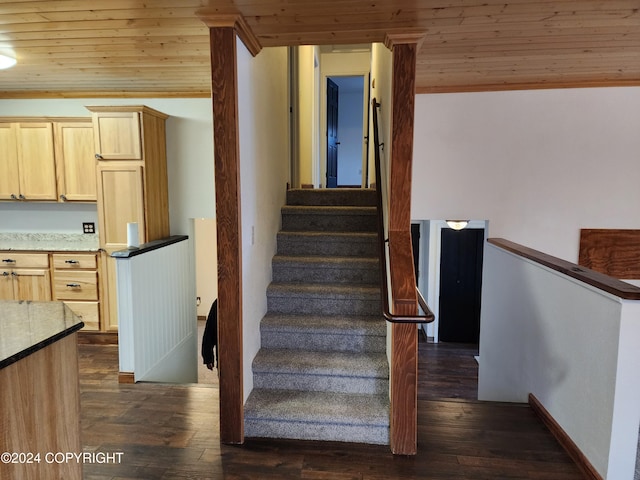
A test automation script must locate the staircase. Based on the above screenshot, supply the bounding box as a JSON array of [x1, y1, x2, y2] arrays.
[[244, 188, 390, 445]]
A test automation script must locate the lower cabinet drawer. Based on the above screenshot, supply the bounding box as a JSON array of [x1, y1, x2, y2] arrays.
[[64, 301, 99, 331], [53, 253, 97, 270], [54, 271, 98, 300]]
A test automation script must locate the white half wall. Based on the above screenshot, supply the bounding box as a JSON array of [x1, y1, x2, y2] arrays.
[[479, 242, 640, 478], [412, 87, 640, 262], [237, 42, 290, 402]]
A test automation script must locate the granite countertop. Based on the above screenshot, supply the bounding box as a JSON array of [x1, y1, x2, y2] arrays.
[[0, 300, 84, 369], [0, 232, 100, 252]]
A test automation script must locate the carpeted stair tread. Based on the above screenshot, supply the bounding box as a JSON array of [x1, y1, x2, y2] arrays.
[[261, 313, 385, 335], [244, 389, 389, 444], [273, 255, 378, 267], [245, 389, 389, 425], [282, 205, 377, 215], [267, 283, 381, 316], [272, 255, 379, 285], [267, 282, 380, 298], [252, 349, 388, 379], [245, 389, 389, 430], [277, 231, 377, 257], [260, 314, 386, 353], [281, 206, 377, 233], [287, 188, 377, 207]]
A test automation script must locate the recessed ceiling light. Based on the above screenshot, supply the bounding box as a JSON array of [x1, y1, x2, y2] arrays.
[[0, 53, 17, 69]]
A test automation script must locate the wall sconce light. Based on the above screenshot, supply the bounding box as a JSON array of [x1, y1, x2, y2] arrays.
[[446, 220, 469, 231], [0, 53, 17, 69]]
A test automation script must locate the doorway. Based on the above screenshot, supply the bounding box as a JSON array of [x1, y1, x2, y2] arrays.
[[438, 228, 484, 343], [325, 75, 367, 188]]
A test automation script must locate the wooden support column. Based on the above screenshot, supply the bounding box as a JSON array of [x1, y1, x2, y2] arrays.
[[386, 33, 424, 456], [210, 26, 244, 445]]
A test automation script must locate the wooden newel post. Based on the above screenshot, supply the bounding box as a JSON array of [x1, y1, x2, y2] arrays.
[[386, 32, 424, 455]]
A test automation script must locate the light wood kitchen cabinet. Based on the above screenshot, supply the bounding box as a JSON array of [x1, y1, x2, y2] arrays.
[[89, 105, 169, 248], [95, 163, 145, 250], [54, 121, 97, 202], [88, 105, 170, 331], [0, 253, 52, 301], [52, 252, 100, 331], [0, 123, 20, 200], [0, 122, 57, 201], [91, 110, 142, 160]]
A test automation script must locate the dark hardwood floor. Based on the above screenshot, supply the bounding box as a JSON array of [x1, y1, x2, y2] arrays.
[[78, 339, 584, 480]]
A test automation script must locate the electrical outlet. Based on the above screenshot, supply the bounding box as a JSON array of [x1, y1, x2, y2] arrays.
[[82, 222, 95, 234]]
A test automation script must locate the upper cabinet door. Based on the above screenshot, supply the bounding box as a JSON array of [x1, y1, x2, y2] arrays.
[[55, 122, 97, 202], [92, 112, 142, 161], [16, 123, 57, 201], [0, 123, 20, 200], [96, 163, 146, 250]]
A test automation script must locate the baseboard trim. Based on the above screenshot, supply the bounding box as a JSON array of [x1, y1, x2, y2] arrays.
[[528, 393, 603, 480], [78, 331, 118, 345], [118, 372, 135, 384]]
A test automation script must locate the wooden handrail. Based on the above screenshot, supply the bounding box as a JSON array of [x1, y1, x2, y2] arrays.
[[489, 238, 640, 300], [372, 98, 434, 324]]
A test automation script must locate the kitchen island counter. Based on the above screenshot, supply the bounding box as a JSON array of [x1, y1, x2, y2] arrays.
[[0, 300, 84, 480], [0, 300, 84, 368]]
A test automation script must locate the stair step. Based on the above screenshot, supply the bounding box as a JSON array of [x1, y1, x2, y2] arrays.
[[252, 349, 389, 394], [281, 206, 377, 233], [244, 389, 390, 445], [272, 255, 379, 285], [277, 231, 377, 257], [260, 313, 386, 353], [286, 188, 377, 207], [267, 283, 381, 316]]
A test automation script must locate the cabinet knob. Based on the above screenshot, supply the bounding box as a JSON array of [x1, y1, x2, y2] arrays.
[[60, 194, 67, 201], [2, 271, 9, 276], [95, 153, 103, 160], [18, 194, 25, 200], [10, 194, 17, 200], [64, 259, 80, 264], [66, 283, 81, 288]]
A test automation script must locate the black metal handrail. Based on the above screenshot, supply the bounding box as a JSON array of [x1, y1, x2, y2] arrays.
[[372, 98, 434, 324]]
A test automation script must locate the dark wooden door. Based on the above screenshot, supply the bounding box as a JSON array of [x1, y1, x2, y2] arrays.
[[439, 228, 484, 343], [411, 223, 420, 285], [326, 78, 339, 188]]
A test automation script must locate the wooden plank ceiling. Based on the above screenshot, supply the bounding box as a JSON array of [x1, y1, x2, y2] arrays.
[[0, 0, 638, 98]]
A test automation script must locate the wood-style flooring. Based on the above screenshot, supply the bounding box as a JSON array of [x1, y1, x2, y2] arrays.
[[79, 340, 585, 480]]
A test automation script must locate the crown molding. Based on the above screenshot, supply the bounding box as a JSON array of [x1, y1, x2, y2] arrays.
[[198, 11, 262, 57], [384, 31, 427, 51]]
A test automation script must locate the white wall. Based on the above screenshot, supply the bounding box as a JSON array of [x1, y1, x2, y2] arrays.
[[236, 42, 290, 401], [0, 202, 98, 233], [194, 218, 217, 317], [297, 45, 320, 187], [0, 97, 215, 238], [369, 43, 392, 190], [412, 87, 640, 262], [479, 243, 640, 479]]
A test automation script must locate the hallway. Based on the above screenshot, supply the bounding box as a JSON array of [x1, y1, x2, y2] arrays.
[[79, 339, 584, 479]]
